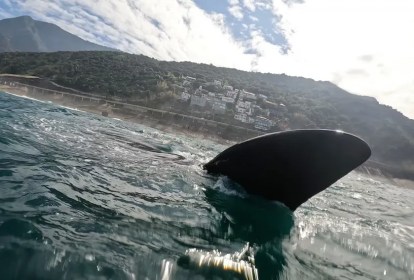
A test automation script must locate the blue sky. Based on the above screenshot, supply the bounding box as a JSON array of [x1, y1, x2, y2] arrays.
[[194, 0, 289, 52], [0, 0, 413, 119]]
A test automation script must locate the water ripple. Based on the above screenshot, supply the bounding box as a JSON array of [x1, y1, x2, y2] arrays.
[[1, 91, 414, 279]]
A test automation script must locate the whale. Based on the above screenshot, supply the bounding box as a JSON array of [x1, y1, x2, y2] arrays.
[[175, 129, 371, 279], [204, 129, 371, 212]]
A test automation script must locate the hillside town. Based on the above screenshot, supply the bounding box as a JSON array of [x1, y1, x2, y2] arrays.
[[174, 75, 288, 131]]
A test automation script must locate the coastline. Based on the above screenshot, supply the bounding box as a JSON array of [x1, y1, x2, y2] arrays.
[[0, 85, 235, 146], [2, 84, 413, 189]]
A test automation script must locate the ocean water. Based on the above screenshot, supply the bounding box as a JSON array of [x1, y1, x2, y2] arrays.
[[0, 90, 414, 280]]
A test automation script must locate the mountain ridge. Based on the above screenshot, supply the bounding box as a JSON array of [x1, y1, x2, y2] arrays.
[[0, 15, 115, 52]]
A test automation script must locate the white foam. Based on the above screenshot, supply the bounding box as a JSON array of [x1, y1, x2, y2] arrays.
[[2, 91, 47, 103], [59, 105, 83, 112]]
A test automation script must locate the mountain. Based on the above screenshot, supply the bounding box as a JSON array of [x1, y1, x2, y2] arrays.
[[0, 51, 413, 180], [0, 16, 115, 52]]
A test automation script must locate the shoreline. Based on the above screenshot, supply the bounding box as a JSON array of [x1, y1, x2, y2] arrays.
[[1, 84, 413, 189], [0, 85, 235, 146]]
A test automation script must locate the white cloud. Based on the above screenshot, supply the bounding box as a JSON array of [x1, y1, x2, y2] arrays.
[[243, 0, 256, 12], [247, 30, 286, 71], [0, 10, 12, 19], [9, 0, 253, 69], [228, 4, 244, 20], [2, 0, 414, 119], [255, 0, 273, 11], [0, 1, 13, 19], [268, 0, 414, 118]]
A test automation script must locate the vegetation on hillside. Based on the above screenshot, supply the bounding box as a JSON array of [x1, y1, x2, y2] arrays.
[[1, 51, 413, 179]]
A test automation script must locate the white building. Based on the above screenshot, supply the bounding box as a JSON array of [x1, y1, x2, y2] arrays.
[[236, 100, 251, 109], [254, 116, 273, 131], [185, 76, 196, 81], [241, 90, 257, 101], [226, 90, 238, 99], [222, 96, 235, 104], [234, 113, 248, 123], [236, 107, 246, 114]]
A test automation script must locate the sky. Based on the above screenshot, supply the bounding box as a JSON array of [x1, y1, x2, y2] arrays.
[[0, 0, 413, 119]]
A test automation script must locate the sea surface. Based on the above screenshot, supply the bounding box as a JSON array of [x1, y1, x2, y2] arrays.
[[1, 90, 414, 280]]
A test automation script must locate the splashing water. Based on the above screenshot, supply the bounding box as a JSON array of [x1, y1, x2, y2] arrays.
[[0, 91, 414, 280]]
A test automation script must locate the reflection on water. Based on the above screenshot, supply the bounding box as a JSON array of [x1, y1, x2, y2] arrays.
[[1, 91, 414, 280], [177, 244, 258, 280], [172, 187, 294, 279]]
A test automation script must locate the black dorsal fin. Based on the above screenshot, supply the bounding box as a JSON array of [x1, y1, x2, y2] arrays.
[[204, 129, 371, 211]]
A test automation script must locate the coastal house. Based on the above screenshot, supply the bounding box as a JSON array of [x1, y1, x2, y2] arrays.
[[267, 102, 286, 118], [236, 100, 251, 109], [234, 113, 253, 124], [185, 76, 196, 81], [236, 106, 254, 116], [234, 113, 248, 123], [222, 96, 235, 104], [226, 90, 238, 99], [254, 116, 273, 131], [241, 90, 257, 101], [236, 107, 246, 114]]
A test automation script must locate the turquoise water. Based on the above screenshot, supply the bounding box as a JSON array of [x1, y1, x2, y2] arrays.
[[0, 91, 413, 279]]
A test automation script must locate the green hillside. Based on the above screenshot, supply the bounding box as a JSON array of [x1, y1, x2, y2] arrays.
[[1, 51, 413, 179]]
